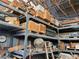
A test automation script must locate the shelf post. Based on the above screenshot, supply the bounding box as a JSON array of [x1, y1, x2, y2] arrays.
[[23, 13, 29, 59]]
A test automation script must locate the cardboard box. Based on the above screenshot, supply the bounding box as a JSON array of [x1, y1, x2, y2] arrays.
[[38, 24, 46, 34], [70, 42, 75, 49], [5, 17, 20, 26]]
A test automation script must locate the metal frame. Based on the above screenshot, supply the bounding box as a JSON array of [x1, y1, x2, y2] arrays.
[[1, 1, 79, 59], [0, 1, 59, 59], [0, 2, 79, 59]]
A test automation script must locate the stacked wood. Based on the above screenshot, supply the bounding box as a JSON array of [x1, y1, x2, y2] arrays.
[[5, 17, 20, 26]]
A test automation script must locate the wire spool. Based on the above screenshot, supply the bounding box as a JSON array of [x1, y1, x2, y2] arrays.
[[34, 38, 45, 48]]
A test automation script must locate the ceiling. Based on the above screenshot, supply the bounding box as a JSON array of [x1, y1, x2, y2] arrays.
[[31, 0, 79, 20]]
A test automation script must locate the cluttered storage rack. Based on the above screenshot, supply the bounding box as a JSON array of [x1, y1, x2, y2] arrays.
[[0, 1, 60, 59], [57, 22, 79, 59]]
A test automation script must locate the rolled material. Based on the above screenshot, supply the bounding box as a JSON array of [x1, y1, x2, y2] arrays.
[[34, 38, 44, 48]]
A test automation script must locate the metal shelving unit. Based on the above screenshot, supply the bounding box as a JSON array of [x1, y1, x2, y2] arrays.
[[58, 24, 79, 55], [60, 50, 79, 54], [59, 25, 79, 30], [0, 1, 79, 59], [1, 1, 79, 59], [0, 20, 22, 31], [13, 32, 58, 40], [59, 38, 79, 40], [0, 1, 59, 59]]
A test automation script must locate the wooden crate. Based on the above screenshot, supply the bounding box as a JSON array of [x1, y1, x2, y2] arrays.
[[70, 42, 75, 49], [5, 17, 20, 26], [43, 9, 51, 22], [21, 21, 39, 33], [38, 24, 46, 34], [10, 0, 21, 8], [10, 0, 25, 9], [28, 8, 36, 16], [50, 16, 55, 25], [2, 0, 8, 4], [59, 42, 65, 50], [36, 10, 43, 19], [21, 21, 46, 33], [28, 21, 39, 32]]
